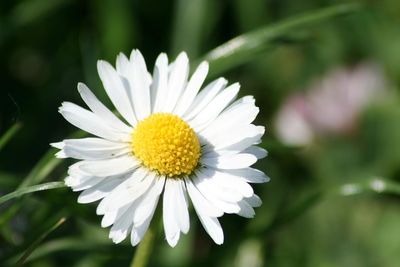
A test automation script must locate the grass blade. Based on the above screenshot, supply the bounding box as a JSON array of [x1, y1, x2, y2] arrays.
[[15, 217, 67, 266], [17, 149, 62, 189], [200, 3, 360, 77], [337, 177, 400, 196], [18, 131, 85, 189], [0, 122, 22, 151], [0, 181, 66, 206], [264, 177, 400, 234]]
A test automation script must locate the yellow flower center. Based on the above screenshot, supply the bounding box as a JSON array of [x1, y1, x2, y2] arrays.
[[132, 113, 201, 177]]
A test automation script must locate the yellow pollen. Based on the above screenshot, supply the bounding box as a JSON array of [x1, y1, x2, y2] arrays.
[[132, 113, 201, 177]]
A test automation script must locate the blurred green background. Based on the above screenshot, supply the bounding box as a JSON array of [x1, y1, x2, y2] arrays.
[[1, 0, 400, 266]]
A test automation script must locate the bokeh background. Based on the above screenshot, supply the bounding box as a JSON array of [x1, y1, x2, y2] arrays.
[[1, 0, 400, 266]]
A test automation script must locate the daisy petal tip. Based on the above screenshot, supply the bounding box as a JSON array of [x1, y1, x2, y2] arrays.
[[131, 238, 140, 247], [200, 60, 209, 68], [177, 51, 189, 60], [117, 51, 127, 58], [256, 125, 266, 135], [76, 196, 86, 204], [77, 82, 88, 92], [181, 225, 190, 235], [232, 82, 241, 88], [50, 141, 64, 149], [130, 48, 144, 62], [97, 60, 110, 73], [96, 206, 104, 216], [112, 238, 122, 244], [156, 52, 168, 63], [96, 60, 103, 69], [165, 232, 180, 247], [110, 232, 126, 244], [101, 218, 113, 228], [64, 175, 75, 185], [55, 150, 67, 159], [215, 237, 224, 245], [166, 237, 179, 248], [218, 77, 228, 84]]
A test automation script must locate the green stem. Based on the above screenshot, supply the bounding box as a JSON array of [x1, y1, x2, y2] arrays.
[[130, 223, 157, 267]]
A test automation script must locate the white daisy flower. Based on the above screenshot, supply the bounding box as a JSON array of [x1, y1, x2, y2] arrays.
[[52, 49, 269, 247]]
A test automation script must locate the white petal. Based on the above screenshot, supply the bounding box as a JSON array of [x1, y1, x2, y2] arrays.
[[101, 174, 155, 227], [63, 137, 127, 149], [130, 176, 162, 246], [65, 162, 105, 190], [217, 128, 264, 154], [189, 83, 240, 130], [185, 177, 223, 217], [131, 219, 152, 246], [200, 97, 259, 139], [151, 53, 169, 113], [162, 52, 189, 112], [55, 151, 67, 158], [173, 61, 209, 116], [97, 60, 137, 126], [242, 146, 268, 159], [201, 153, 257, 170], [174, 179, 190, 234], [96, 168, 153, 215], [223, 168, 270, 183], [79, 155, 139, 177], [60, 139, 130, 160], [236, 199, 255, 218], [61, 138, 129, 160], [127, 50, 151, 120], [195, 210, 224, 245], [116, 52, 130, 77], [59, 102, 129, 142], [203, 169, 254, 198], [220, 95, 255, 114], [67, 175, 106, 192], [101, 173, 158, 229], [193, 170, 240, 213], [109, 205, 135, 243], [132, 175, 165, 226], [183, 78, 227, 120], [77, 83, 132, 133], [192, 168, 243, 203], [50, 142, 64, 149], [77, 178, 121, 204], [245, 194, 262, 207], [101, 203, 130, 228], [203, 125, 264, 152], [163, 180, 181, 247]]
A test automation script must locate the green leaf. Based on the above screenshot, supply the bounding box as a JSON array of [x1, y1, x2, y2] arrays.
[[0, 122, 22, 151], [200, 3, 360, 77], [15, 217, 67, 266], [0, 181, 66, 206]]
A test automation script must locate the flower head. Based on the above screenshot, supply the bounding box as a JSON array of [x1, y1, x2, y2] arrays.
[[52, 49, 268, 247]]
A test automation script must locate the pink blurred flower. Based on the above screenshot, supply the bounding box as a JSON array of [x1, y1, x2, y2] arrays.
[[275, 63, 387, 146]]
